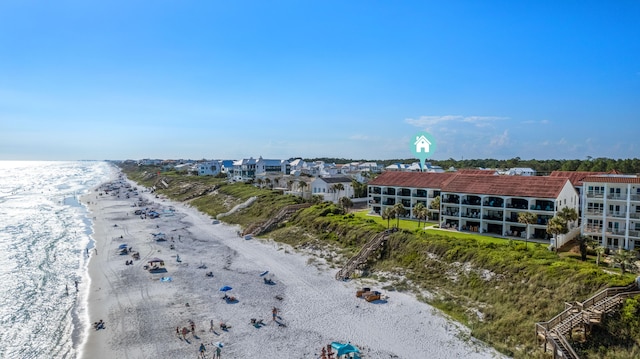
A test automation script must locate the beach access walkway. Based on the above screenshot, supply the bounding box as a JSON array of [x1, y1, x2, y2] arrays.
[[335, 229, 392, 281], [535, 281, 640, 359]]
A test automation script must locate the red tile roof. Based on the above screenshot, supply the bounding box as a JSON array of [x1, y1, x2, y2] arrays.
[[369, 172, 571, 198], [549, 171, 607, 187], [582, 175, 640, 184], [456, 169, 499, 175], [369, 171, 456, 188], [441, 174, 570, 198]]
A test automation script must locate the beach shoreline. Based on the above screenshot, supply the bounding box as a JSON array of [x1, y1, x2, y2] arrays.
[[78, 172, 508, 359]]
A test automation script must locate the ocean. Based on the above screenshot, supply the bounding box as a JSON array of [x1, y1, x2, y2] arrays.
[[0, 161, 115, 359]]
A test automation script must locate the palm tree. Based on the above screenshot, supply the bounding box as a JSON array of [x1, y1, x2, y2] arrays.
[[413, 202, 426, 228], [547, 216, 567, 252], [297, 180, 307, 198], [264, 178, 271, 189], [339, 196, 353, 213], [332, 183, 345, 202], [393, 203, 407, 229], [557, 207, 578, 228], [594, 245, 606, 267], [382, 207, 395, 229], [517, 212, 538, 249], [430, 195, 440, 221], [256, 178, 264, 188], [287, 179, 294, 191], [612, 248, 638, 275]]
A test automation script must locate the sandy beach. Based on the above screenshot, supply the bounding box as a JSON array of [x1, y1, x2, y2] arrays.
[[78, 174, 507, 359]]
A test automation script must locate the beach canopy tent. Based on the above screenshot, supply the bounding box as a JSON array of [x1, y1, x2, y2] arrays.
[[219, 285, 233, 292], [331, 342, 360, 358]]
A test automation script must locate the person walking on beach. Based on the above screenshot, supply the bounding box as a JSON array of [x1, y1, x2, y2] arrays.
[[199, 343, 206, 358], [272, 307, 278, 321], [215, 345, 221, 358]]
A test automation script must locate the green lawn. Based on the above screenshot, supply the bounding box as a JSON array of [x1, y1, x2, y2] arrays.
[[352, 209, 437, 231]]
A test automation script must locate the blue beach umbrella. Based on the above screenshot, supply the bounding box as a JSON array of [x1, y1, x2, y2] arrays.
[[219, 285, 232, 292]]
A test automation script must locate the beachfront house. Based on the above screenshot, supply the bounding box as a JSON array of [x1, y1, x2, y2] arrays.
[[255, 157, 290, 176], [197, 160, 223, 176], [581, 173, 640, 251], [232, 158, 258, 181], [311, 176, 354, 203]]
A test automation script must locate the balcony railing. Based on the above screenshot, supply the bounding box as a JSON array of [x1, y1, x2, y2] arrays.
[[530, 204, 554, 211], [586, 192, 605, 198], [607, 194, 626, 200], [607, 211, 627, 218], [609, 229, 627, 236], [629, 230, 640, 238], [585, 209, 604, 216], [629, 212, 640, 219], [584, 226, 603, 233], [631, 194, 640, 201]]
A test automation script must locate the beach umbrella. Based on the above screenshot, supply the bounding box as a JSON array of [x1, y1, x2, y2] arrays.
[[118, 244, 128, 249], [219, 285, 232, 292]]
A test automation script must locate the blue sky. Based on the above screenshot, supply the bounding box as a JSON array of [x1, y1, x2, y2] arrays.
[[0, 1, 638, 161]]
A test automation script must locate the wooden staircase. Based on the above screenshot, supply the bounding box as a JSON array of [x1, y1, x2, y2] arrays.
[[335, 229, 394, 280], [242, 203, 311, 236], [535, 282, 640, 358]]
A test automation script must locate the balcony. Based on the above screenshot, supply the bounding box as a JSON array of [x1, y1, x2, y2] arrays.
[[461, 211, 480, 218], [531, 200, 554, 212], [629, 230, 640, 238], [461, 195, 482, 206], [607, 211, 627, 218], [443, 195, 460, 204], [369, 187, 381, 195], [382, 189, 396, 196], [483, 215, 504, 222], [414, 189, 427, 198], [585, 209, 603, 216], [398, 189, 411, 197], [584, 226, 602, 233], [630, 212, 640, 219], [586, 192, 605, 198], [483, 197, 504, 208], [607, 194, 626, 200], [631, 194, 640, 201]]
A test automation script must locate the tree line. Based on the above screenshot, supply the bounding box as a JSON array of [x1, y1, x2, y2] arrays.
[[304, 157, 640, 174]]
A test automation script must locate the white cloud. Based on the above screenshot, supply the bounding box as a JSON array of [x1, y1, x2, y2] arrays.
[[521, 119, 549, 125], [489, 130, 510, 147], [405, 115, 508, 130]]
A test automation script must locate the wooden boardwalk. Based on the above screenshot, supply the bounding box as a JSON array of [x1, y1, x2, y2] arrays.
[[335, 229, 394, 280], [242, 203, 311, 237], [535, 282, 640, 358]]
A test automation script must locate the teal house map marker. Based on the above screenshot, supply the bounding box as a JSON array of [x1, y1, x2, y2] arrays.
[[410, 131, 437, 171]]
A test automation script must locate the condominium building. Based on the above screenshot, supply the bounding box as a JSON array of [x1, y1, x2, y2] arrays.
[[581, 174, 640, 250], [368, 171, 580, 247]]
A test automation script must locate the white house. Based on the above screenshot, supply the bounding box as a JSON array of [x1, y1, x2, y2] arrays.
[[232, 158, 258, 181], [197, 160, 223, 176], [506, 167, 536, 176], [255, 157, 290, 176], [311, 176, 354, 202]]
